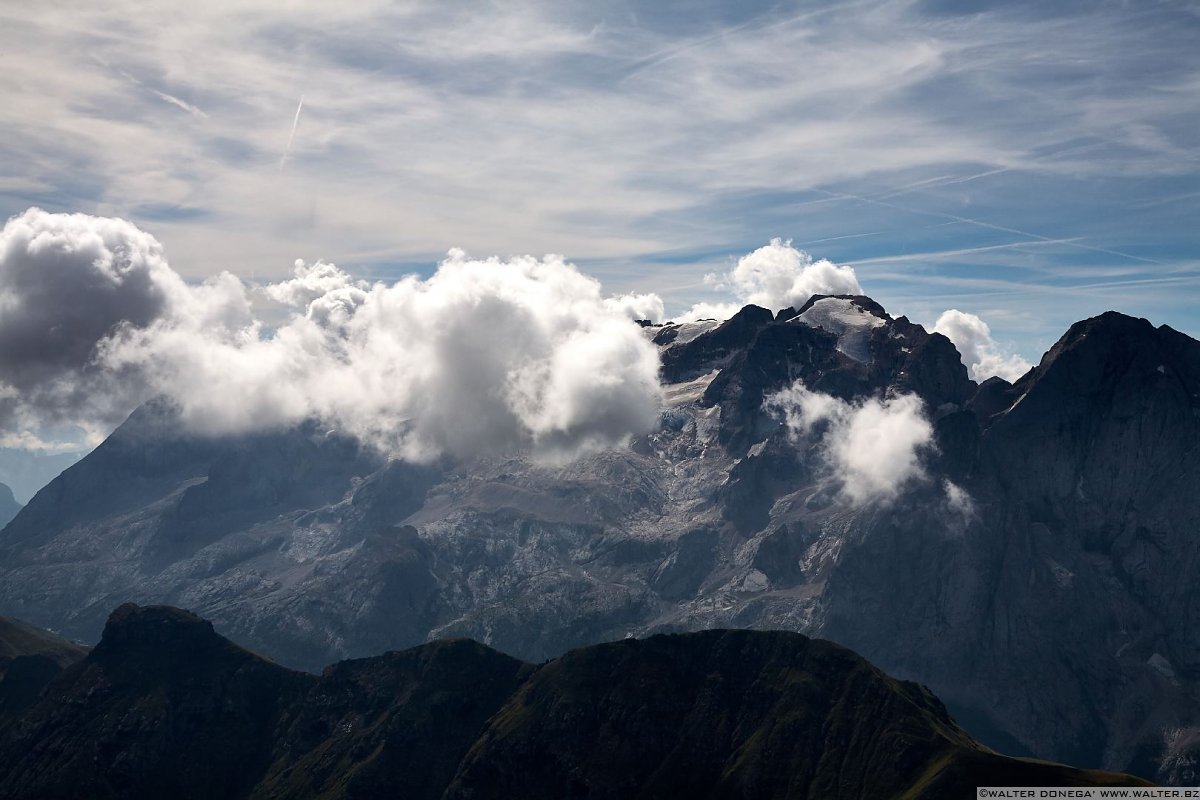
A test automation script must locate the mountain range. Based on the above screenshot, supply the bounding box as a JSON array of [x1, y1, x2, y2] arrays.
[[0, 448, 82, 506], [1, 295, 1197, 782], [0, 482, 20, 529], [0, 603, 1148, 798]]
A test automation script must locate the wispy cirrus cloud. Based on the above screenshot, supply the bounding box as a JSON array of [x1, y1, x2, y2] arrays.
[[0, 0, 1196, 365]]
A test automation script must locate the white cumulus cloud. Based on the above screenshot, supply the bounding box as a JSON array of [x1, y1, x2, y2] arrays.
[[933, 309, 1031, 382], [942, 480, 975, 518], [1, 209, 663, 462], [0, 207, 251, 441], [766, 382, 934, 505], [603, 291, 664, 323], [678, 238, 862, 321]]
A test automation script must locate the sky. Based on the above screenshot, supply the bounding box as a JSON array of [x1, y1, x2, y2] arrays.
[[0, 0, 1198, 454]]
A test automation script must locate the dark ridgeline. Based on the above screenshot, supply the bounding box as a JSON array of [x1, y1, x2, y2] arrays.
[[0, 298, 1198, 780], [0, 604, 1147, 799], [0, 614, 88, 718]]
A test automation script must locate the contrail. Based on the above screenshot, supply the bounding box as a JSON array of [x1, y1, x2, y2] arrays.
[[279, 95, 305, 171], [810, 187, 1164, 266]]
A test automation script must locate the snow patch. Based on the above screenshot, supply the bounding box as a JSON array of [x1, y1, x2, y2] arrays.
[[661, 369, 720, 408], [654, 318, 722, 347], [794, 298, 886, 363]]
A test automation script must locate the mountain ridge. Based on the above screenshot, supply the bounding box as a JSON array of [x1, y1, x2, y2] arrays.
[[0, 604, 1150, 799], [0, 299, 1197, 780]]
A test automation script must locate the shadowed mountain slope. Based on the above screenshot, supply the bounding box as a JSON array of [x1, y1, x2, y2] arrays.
[[0, 605, 1148, 799], [0, 613, 87, 716]]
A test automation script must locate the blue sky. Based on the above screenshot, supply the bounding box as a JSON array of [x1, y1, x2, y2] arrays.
[[1, 0, 1197, 362]]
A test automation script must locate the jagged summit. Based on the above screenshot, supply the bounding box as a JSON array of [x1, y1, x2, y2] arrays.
[[786, 293, 891, 321], [978, 309, 1200, 431], [1020, 310, 1200, 392]]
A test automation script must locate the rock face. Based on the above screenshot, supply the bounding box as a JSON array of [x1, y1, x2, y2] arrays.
[[0, 297, 1197, 780], [817, 311, 1200, 780], [0, 605, 1148, 799]]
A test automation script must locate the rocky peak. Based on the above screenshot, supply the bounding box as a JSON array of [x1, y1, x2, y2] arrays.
[[659, 304, 774, 382], [1019, 311, 1162, 392], [990, 310, 1200, 445], [658, 298, 973, 452], [98, 603, 218, 647], [793, 293, 891, 320]]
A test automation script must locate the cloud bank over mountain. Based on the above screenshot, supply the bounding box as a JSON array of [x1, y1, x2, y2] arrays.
[[0, 208, 1029, 467], [0, 209, 663, 462]]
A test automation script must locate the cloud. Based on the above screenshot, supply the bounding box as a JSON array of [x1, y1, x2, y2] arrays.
[[766, 382, 933, 505], [603, 291, 665, 323], [0, 207, 250, 440], [263, 259, 370, 327], [2, 0, 1194, 367], [942, 480, 975, 519], [933, 309, 1032, 382], [678, 238, 861, 321], [1, 210, 666, 463]]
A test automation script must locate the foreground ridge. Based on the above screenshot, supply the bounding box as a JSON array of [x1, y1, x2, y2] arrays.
[[0, 604, 1148, 799]]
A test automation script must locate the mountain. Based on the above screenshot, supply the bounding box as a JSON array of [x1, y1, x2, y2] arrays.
[[0, 482, 20, 528], [0, 447, 82, 505], [0, 604, 1148, 798], [0, 614, 87, 668], [0, 297, 1197, 780], [0, 613, 87, 716]]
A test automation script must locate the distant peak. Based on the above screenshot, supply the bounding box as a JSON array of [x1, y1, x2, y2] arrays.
[[1063, 310, 1153, 341], [97, 603, 222, 652], [725, 303, 774, 327], [793, 294, 890, 320], [1031, 310, 1161, 380]]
